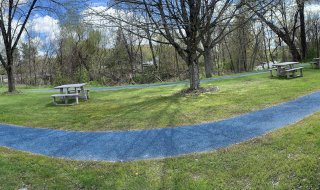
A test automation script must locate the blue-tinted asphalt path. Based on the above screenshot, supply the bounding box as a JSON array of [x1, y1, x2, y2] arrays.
[[27, 71, 267, 93], [1, 91, 320, 161]]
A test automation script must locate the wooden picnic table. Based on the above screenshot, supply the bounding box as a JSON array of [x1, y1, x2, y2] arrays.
[[270, 62, 303, 78], [312, 58, 320, 69], [52, 83, 89, 105], [54, 83, 87, 98]]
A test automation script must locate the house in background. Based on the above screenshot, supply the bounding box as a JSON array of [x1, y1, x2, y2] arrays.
[[0, 75, 7, 84]]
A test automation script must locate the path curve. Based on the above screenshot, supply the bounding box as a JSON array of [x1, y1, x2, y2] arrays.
[[1, 91, 320, 161], [27, 71, 267, 93]]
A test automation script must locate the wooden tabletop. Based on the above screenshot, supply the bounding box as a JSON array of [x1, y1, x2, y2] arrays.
[[54, 83, 87, 89], [273, 62, 299, 67]]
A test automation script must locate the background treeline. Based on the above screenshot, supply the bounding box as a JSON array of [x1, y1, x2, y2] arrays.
[[1, 0, 319, 87]]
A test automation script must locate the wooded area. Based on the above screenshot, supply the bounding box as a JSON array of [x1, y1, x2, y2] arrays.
[[0, 0, 319, 92]]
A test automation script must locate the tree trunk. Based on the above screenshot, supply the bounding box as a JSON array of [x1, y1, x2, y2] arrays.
[[262, 25, 270, 67], [288, 42, 302, 61], [316, 24, 319, 58], [147, 31, 158, 70], [188, 57, 200, 90], [139, 43, 144, 74], [6, 65, 16, 92], [204, 48, 214, 78], [247, 4, 302, 61], [175, 49, 181, 80], [298, 0, 307, 59]]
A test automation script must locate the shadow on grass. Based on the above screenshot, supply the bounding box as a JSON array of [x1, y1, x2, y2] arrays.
[[106, 92, 191, 129], [269, 76, 303, 80], [44, 99, 86, 107]]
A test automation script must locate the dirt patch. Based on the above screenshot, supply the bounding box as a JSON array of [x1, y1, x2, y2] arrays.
[[178, 86, 219, 95]]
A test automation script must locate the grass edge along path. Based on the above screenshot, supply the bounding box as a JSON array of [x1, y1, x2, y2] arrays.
[[23, 71, 268, 93]]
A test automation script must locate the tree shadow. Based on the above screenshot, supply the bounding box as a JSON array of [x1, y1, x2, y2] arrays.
[[107, 92, 190, 129]]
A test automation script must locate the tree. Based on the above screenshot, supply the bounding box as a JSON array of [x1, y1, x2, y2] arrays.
[[114, 0, 242, 90], [0, 0, 85, 92], [21, 40, 38, 85], [297, 0, 307, 59], [0, 0, 38, 92], [245, 0, 302, 61]]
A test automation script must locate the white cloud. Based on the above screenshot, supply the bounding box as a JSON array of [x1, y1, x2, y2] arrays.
[[14, 15, 61, 56], [82, 6, 127, 47], [29, 15, 60, 42], [305, 4, 320, 15], [82, 6, 137, 30], [82, 6, 149, 48]]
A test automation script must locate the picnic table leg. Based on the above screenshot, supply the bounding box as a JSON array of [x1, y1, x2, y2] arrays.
[[277, 66, 280, 76], [60, 88, 63, 94], [76, 97, 79, 104], [65, 97, 68, 105], [269, 69, 273, 77], [87, 90, 90, 99], [277, 66, 284, 77], [80, 87, 87, 100]]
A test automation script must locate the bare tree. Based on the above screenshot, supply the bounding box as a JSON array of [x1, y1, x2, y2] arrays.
[[113, 0, 243, 90], [0, 0, 38, 92], [245, 0, 302, 61], [0, 0, 85, 92]]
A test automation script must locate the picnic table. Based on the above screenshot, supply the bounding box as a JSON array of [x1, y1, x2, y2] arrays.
[[51, 83, 90, 105], [269, 62, 303, 78], [312, 58, 320, 69]]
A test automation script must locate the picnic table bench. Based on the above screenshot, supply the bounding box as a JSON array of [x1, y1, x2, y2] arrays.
[[51, 94, 79, 105], [284, 67, 303, 78], [51, 83, 89, 105], [311, 58, 320, 69]]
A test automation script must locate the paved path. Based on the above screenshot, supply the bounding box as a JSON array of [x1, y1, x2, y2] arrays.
[[27, 71, 267, 93], [1, 90, 320, 161]]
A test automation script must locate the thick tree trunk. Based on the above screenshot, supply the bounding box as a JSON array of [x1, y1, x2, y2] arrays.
[[247, 4, 302, 61], [298, 0, 307, 59], [6, 65, 16, 93], [188, 56, 200, 90], [288, 42, 302, 61], [281, 36, 301, 61], [275, 36, 301, 61], [204, 48, 213, 78]]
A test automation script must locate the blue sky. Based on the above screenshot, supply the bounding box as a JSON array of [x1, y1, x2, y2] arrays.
[[16, 0, 320, 53]]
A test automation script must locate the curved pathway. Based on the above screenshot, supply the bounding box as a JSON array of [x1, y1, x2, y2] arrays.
[[1, 90, 320, 161], [27, 71, 267, 93]]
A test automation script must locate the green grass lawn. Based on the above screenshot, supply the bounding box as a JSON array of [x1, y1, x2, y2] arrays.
[[1, 69, 320, 131], [1, 112, 319, 189], [1, 69, 320, 189]]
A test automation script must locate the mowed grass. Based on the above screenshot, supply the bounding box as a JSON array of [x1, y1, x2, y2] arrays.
[[1, 69, 320, 189], [1, 69, 320, 131], [0, 112, 320, 189]]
